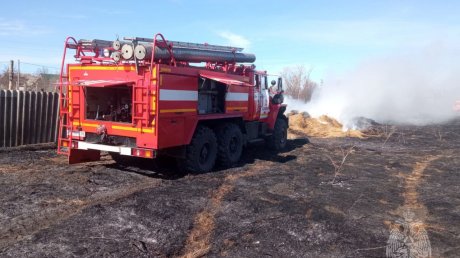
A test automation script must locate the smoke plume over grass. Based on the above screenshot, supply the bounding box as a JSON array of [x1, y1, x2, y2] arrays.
[[298, 43, 460, 126]]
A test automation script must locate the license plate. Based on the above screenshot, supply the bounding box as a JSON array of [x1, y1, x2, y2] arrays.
[[67, 130, 86, 138]]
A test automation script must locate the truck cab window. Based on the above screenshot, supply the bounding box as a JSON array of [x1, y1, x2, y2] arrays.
[[254, 74, 260, 88], [261, 75, 268, 89]]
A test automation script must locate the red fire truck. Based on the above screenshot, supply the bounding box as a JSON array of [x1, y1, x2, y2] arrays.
[[57, 33, 287, 172]]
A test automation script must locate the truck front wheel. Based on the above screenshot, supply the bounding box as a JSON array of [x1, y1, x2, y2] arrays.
[[216, 123, 243, 167], [267, 117, 288, 150], [180, 125, 217, 173]]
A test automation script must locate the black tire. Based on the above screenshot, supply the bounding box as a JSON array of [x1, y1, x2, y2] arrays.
[[216, 123, 243, 167], [180, 125, 217, 173], [267, 116, 288, 150]]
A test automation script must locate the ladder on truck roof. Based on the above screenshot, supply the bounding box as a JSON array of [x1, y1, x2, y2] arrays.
[[57, 37, 79, 156]]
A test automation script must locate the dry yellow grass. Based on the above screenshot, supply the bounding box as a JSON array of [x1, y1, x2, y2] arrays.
[[288, 114, 365, 138]]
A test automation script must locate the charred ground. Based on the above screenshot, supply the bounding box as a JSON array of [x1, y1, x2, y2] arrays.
[[0, 120, 459, 257]]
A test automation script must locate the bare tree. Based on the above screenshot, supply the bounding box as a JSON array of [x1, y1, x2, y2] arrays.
[[0, 65, 11, 89], [32, 67, 58, 92], [281, 65, 318, 102]]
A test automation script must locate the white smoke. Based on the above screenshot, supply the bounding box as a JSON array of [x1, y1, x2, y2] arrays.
[[294, 42, 460, 126]]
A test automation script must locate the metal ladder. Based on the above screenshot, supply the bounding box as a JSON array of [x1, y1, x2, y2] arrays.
[[132, 78, 150, 129], [57, 37, 78, 156]]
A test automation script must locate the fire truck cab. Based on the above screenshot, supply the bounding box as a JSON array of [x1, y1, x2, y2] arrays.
[[58, 34, 288, 172]]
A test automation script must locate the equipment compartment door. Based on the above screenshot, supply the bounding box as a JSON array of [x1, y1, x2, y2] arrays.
[[84, 85, 133, 123], [157, 117, 185, 148]]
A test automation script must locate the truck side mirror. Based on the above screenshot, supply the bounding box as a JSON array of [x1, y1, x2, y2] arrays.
[[277, 77, 283, 91]]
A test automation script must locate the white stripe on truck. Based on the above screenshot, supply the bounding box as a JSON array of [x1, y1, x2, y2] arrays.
[[159, 89, 198, 101], [77, 141, 132, 156], [226, 92, 248, 101]]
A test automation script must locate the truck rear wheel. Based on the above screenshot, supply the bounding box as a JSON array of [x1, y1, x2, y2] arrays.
[[216, 123, 243, 167], [267, 116, 288, 150], [180, 125, 217, 173]]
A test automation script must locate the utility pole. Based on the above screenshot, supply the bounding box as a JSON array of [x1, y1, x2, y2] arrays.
[[8, 60, 14, 90], [17, 59, 20, 90]]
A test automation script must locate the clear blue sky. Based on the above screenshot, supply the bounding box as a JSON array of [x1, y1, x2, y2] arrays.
[[0, 0, 458, 80]]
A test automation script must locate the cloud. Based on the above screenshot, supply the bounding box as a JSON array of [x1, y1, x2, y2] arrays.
[[0, 19, 52, 36], [218, 31, 251, 50], [0, 20, 24, 36], [23, 9, 87, 20]]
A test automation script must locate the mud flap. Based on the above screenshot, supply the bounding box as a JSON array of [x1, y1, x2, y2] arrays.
[[69, 149, 101, 164]]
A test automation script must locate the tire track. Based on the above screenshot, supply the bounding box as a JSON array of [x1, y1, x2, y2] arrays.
[[179, 165, 267, 258], [387, 155, 442, 254], [401, 155, 440, 215]]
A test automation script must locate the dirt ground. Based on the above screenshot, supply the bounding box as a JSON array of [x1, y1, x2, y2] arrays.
[[0, 121, 459, 257]]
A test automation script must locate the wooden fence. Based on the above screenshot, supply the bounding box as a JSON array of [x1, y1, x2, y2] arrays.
[[0, 90, 59, 148]]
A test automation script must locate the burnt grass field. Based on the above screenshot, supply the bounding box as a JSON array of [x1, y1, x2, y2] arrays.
[[0, 120, 460, 257]]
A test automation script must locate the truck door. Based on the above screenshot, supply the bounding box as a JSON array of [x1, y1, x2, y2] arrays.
[[251, 74, 269, 120], [252, 74, 261, 119], [259, 75, 270, 119]]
